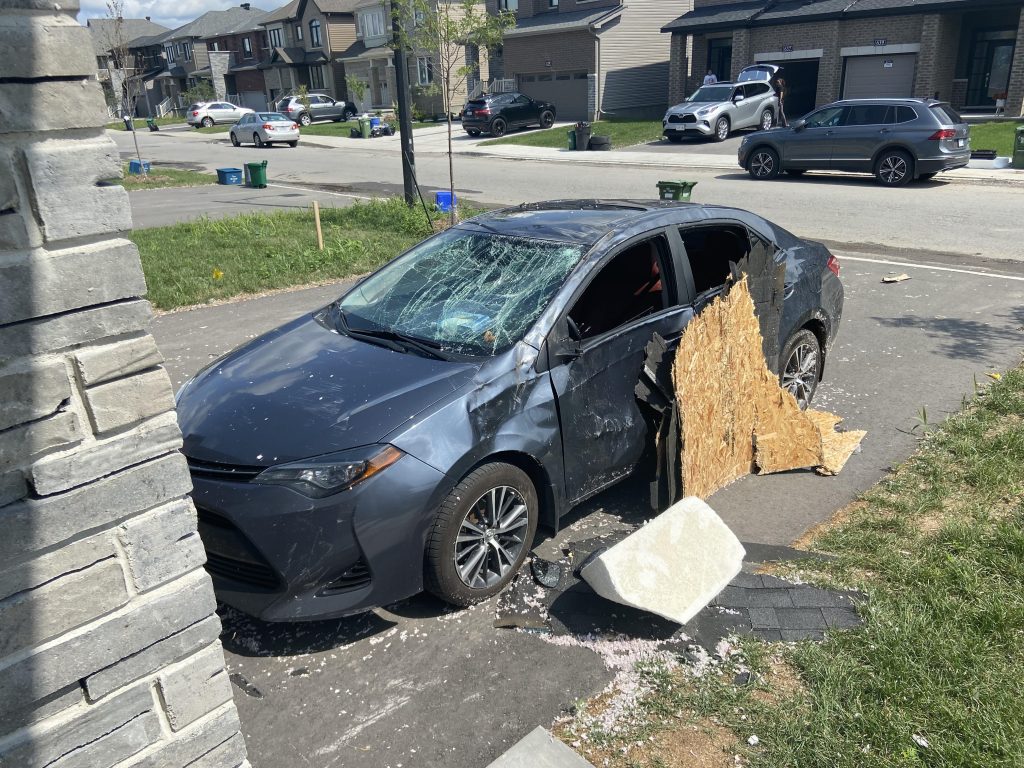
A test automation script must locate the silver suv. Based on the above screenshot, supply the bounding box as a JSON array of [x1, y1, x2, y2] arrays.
[[664, 77, 779, 142], [276, 92, 356, 125]]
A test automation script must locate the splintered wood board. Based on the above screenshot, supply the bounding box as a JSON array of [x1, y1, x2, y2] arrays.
[[671, 277, 865, 499]]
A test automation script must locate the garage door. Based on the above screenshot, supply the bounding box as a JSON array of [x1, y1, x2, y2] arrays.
[[842, 54, 917, 99], [238, 91, 268, 111], [518, 72, 589, 121]]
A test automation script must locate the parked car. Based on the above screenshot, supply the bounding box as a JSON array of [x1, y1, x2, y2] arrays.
[[663, 77, 779, 142], [276, 92, 356, 126], [462, 92, 556, 137], [230, 112, 300, 148], [187, 101, 253, 128], [738, 98, 970, 186], [736, 63, 781, 83], [176, 200, 843, 621]]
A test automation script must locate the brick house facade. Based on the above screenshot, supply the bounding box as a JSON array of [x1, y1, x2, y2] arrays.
[[203, 19, 273, 110], [664, 0, 1024, 118]]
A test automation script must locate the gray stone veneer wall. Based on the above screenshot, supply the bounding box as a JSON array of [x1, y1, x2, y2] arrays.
[[0, 2, 248, 767]]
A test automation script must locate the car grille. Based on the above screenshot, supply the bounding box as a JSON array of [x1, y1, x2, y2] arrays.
[[187, 456, 263, 482], [197, 508, 280, 590], [680, 114, 698, 124], [320, 559, 372, 595]]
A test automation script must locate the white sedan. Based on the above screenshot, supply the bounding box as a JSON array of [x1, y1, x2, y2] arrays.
[[229, 112, 301, 148]]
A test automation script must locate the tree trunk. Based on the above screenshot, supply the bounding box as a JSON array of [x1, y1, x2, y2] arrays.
[[445, 79, 456, 226]]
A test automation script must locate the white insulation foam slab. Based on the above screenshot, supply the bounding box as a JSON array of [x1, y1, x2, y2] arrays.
[[580, 497, 745, 625]]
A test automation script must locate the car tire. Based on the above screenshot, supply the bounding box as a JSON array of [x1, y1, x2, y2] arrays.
[[467, 129, 481, 136], [253, 132, 264, 148], [344, 107, 357, 121], [299, 113, 312, 127], [201, 117, 214, 128], [539, 110, 555, 129], [287, 140, 298, 147], [747, 146, 781, 179], [779, 328, 822, 409], [666, 135, 683, 143], [759, 108, 774, 131], [425, 462, 538, 607], [875, 149, 913, 186], [230, 132, 240, 147], [489, 117, 507, 137], [713, 116, 730, 141]]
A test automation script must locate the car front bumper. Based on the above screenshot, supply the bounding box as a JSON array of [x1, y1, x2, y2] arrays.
[[190, 452, 447, 621], [663, 120, 715, 138]]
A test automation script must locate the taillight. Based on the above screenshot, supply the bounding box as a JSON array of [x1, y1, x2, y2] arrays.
[[192, 111, 199, 116], [262, 123, 274, 131], [475, 108, 491, 116], [928, 128, 956, 140], [827, 254, 840, 276], [292, 123, 299, 130]]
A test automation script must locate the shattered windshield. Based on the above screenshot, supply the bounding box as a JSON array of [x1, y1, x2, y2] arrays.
[[338, 228, 586, 356], [688, 85, 733, 103]]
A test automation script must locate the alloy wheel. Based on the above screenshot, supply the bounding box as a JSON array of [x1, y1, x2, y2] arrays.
[[878, 155, 908, 184], [716, 117, 729, 140], [454, 485, 529, 589], [761, 109, 773, 130], [751, 150, 775, 177], [782, 341, 818, 408]]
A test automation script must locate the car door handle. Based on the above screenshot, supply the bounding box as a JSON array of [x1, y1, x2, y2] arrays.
[[879, 128, 891, 134]]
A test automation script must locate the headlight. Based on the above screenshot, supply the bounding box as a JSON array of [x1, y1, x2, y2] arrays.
[[253, 445, 404, 498], [695, 106, 715, 116]]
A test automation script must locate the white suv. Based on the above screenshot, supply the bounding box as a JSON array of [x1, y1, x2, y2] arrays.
[[187, 101, 253, 128]]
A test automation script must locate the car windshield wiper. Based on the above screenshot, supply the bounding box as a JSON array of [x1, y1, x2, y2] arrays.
[[333, 307, 452, 361]]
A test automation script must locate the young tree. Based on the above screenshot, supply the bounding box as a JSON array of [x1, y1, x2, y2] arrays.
[[392, 0, 514, 222], [102, 0, 147, 175]]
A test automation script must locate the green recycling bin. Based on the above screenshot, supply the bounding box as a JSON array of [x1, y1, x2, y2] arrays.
[[656, 180, 697, 202], [567, 129, 577, 151], [246, 160, 268, 189], [1013, 125, 1024, 170], [359, 117, 371, 139]]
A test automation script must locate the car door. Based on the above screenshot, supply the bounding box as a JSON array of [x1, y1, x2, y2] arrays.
[[513, 94, 539, 127], [547, 230, 694, 503], [212, 103, 234, 123], [827, 103, 893, 172], [782, 105, 846, 169], [732, 84, 760, 128]]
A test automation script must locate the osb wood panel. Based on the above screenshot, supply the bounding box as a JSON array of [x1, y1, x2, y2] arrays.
[[672, 277, 865, 500]]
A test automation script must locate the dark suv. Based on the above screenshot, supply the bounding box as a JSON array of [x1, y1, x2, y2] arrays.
[[276, 92, 356, 125], [738, 98, 970, 186], [462, 92, 556, 137]]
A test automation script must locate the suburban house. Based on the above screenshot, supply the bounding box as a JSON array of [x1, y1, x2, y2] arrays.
[[86, 17, 169, 113], [258, 0, 358, 106], [339, 0, 487, 116], [663, 0, 1024, 120], [149, 4, 268, 109], [202, 10, 274, 109], [486, 0, 690, 121]]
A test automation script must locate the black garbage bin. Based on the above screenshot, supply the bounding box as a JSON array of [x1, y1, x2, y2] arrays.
[[574, 121, 591, 152]]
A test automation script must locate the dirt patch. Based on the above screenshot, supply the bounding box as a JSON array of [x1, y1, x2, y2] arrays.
[[752, 651, 806, 706], [642, 720, 736, 768], [790, 500, 867, 551]]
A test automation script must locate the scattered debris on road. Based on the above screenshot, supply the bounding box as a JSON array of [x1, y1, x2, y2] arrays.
[[882, 272, 912, 283]]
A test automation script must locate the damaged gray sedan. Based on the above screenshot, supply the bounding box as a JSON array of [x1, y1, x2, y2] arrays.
[[176, 201, 843, 621]]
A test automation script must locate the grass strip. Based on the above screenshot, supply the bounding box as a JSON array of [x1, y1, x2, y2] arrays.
[[558, 365, 1024, 768], [481, 119, 664, 149], [130, 198, 459, 310], [106, 116, 183, 131], [115, 163, 217, 191], [968, 120, 1024, 156]]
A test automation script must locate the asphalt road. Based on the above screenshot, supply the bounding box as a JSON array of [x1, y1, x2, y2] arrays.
[[114, 129, 1024, 261], [152, 250, 1024, 768]]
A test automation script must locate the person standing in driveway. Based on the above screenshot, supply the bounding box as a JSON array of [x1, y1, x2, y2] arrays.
[[703, 70, 718, 86], [772, 76, 788, 127]]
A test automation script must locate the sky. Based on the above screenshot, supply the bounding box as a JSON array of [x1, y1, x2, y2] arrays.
[[78, 1, 267, 31]]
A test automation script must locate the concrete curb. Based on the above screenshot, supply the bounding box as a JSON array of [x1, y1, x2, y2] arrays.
[[486, 727, 595, 768]]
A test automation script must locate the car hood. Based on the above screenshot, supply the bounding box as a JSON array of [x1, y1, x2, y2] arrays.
[[666, 101, 725, 115], [177, 313, 479, 467]]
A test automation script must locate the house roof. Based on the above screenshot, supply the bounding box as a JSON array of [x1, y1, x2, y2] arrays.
[[663, 0, 1024, 33], [259, 0, 300, 25], [86, 17, 169, 55], [504, 7, 623, 38], [261, 46, 330, 66], [310, 0, 362, 13], [160, 6, 268, 43]]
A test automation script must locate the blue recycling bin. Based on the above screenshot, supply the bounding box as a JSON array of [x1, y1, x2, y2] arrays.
[[369, 116, 382, 129], [128, 159, 151, 175], [434, 190, 456, 212], [216, 167, 243, 185]]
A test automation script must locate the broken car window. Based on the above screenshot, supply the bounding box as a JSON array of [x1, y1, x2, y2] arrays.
[[338, 228, 586, 356], [679, 226, 751, 297], [568, 235, 670, 340]]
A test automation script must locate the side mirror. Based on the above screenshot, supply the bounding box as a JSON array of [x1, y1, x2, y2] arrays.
[[791, 118, 806, 131], [553, 317, 582, 361], [733, 94, 745, 103]]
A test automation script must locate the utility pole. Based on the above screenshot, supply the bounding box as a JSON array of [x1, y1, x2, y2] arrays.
[[391, 9, 417, 206]]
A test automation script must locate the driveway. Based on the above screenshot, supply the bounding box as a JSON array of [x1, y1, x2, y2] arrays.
[[151, 249, 1024, 768], [623, 132, 746, 157]]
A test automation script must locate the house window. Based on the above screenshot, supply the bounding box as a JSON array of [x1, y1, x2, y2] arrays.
[[417, 56, 433, 85], [414, 9, 425, 26], [243, 37, 252, 57], [549, 0, 558, 6], [182, 41, 193, 61], [309, 64, 325, 89], [165, 45, 175, 62], [360, 9, 386, 38], [309, 19, 322, 48], [210, 42, 219, 52], [295, 24, 303, 41], [268, 27, 282, 47], [498, 0, 518, 10]]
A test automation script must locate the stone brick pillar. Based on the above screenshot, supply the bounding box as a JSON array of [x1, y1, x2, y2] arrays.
[[209, 51, 231, 101], [1006, 8, 1024, 116], [730, 28, 749, 81], [0, 4, 248, 768], [915, 14, 941, 99], [815, 21, 842, 107], [668, 32, 689, 105]]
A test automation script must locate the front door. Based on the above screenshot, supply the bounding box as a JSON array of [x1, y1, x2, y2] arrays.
[[829, 103, 894, 172], [783, 105, 845, 169], [549, 232, 692, 503], [967, 32, 1016, 108]]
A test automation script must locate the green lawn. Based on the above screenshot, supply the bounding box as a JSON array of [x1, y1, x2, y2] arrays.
[[193, 124, 231, 134], [481, 119, 664, 149], [113, 163, 217, 191], [107, 115, 184, 131], [559, 366, 1024, 768], [130, 198, 453, 310], [969, 120, 1024, 155], [298, 120, 437, 137]]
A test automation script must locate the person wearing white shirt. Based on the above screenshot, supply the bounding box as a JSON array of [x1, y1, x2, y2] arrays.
[[702, 70, 718, 85]]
